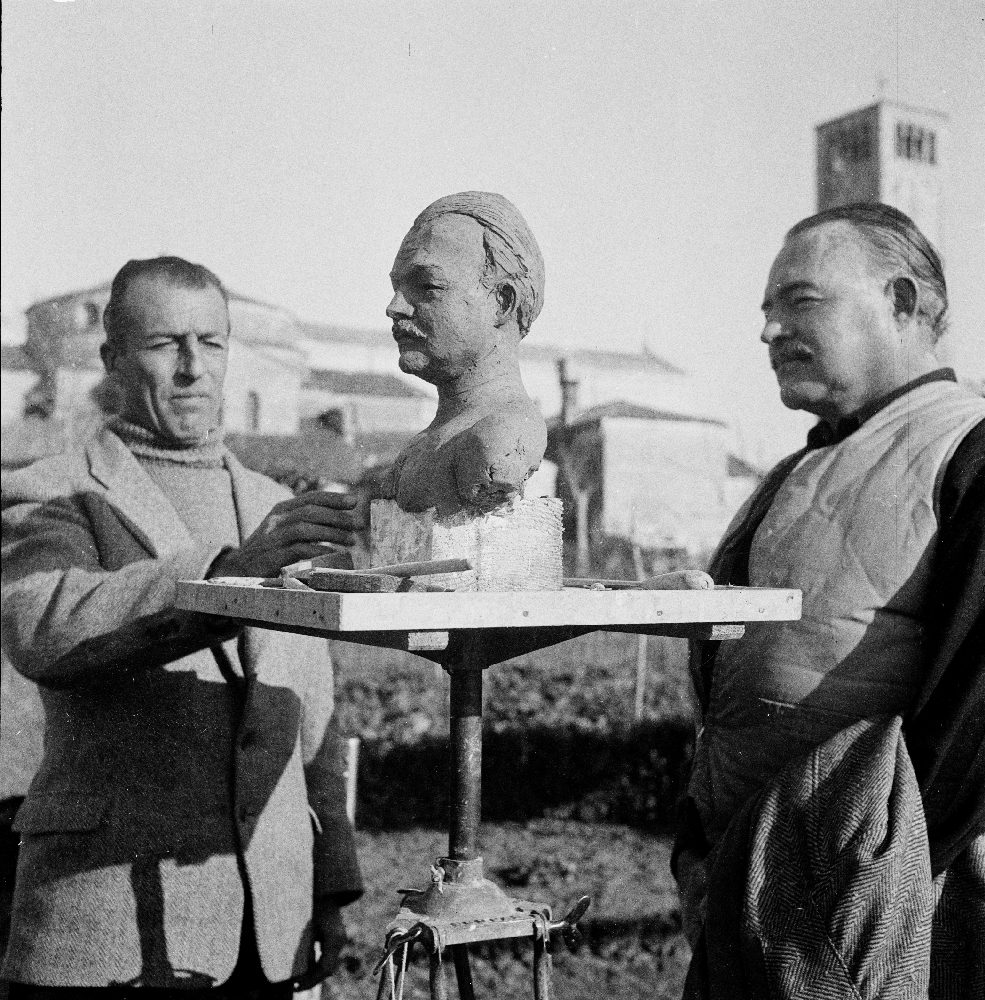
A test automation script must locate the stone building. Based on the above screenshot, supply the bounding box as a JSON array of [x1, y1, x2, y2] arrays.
[[0, 343, 35, 428], [547, 401, 760, 567], [299, 321, 719, 424], [301, 368, 433, 442], [816, 99, 947, 246]]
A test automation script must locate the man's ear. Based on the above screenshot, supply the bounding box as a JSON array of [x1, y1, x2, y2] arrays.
[[891, 277, 918, 320], [493, 282, 518, 327]]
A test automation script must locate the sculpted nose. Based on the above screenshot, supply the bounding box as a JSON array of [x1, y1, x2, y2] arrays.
[[386, 291, 411, 321]]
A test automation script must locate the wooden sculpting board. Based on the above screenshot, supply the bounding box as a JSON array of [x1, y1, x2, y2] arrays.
[[177, 581, 801, 635]]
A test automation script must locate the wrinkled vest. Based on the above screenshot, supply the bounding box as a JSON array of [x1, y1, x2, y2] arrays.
[[690, 380, 985, 849]]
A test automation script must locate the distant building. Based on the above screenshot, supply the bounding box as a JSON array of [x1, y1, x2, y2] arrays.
[[547, 401, 761, 564], [816, 100, 947, 246], [299, 321, 719, 424], [1, 343, 35, 427], [301, 368, 433, 442]]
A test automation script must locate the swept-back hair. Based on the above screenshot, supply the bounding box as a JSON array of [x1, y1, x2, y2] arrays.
[[413, 191, 545, 336], [103, 256, 229, 348], [788, 203, 948, 341]]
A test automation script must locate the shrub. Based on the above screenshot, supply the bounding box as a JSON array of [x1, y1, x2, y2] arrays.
[[331, 631, 698, 832], [352, 720, 694, 832]]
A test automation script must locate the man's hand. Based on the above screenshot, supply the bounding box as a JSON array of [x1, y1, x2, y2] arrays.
[[315, 902, 348, 976], [676, 849, 709, 949], [209, 491, 363, 579], [289, 902, 349, 991]]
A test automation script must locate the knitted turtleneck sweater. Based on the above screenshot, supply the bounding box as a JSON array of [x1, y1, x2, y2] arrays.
[[108, 417, 241, 553]]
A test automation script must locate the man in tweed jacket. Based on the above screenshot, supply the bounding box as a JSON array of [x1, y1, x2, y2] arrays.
[[1, 257, 364, 996]]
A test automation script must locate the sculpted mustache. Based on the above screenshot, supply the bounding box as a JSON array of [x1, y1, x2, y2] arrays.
[[392, 323, 426, 341]]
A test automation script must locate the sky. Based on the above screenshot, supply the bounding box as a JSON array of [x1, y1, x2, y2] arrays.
[[2, 0, 983, 464]]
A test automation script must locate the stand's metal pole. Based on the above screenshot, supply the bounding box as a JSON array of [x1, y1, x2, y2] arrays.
[[441, 635, 485, 999], [447, 637, 484, 862], [375, 631, 592, 1000]]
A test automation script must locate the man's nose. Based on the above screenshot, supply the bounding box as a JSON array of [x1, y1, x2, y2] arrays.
[[178, 338, 204, 379], [760, 317, 785, 345], [386, 291, 411, 320]]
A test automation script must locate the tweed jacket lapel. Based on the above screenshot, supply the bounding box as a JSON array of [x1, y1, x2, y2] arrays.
[[225, 450, 273, 540], [225, 450, 279, 679], [86, 427, 194, 558]]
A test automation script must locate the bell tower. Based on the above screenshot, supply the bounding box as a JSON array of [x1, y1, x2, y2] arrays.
[[816, 100, 948, 248]]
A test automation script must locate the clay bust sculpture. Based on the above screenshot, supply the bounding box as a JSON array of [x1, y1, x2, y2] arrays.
[[382, 191, 547, 517]]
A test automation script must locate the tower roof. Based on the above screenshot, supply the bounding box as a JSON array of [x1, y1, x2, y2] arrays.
[[816, 99, 949, 131]]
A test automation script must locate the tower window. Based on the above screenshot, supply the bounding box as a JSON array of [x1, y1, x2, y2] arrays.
[[75, 301, 101, 328], [826, 123, 870, 168], [896, 122, 937, 164]]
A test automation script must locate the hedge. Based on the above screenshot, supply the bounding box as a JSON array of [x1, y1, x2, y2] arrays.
[[352, 718, 695, 832]]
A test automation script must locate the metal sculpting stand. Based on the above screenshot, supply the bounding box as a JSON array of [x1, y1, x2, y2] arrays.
[[175, 581, 800, 999], [371, 631, 592, 1000]]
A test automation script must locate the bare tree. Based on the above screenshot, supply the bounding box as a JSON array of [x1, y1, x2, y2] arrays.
[[552, 425, 601, 579]]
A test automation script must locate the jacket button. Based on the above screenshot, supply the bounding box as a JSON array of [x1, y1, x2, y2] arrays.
[[156, 620, 181, 639], [238, 805, 256, 823], [240, 730, 257, 749]]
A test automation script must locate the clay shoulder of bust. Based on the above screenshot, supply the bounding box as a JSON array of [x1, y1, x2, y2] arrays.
[[453, 399, 546, 457], [451, 402, 547, 507]]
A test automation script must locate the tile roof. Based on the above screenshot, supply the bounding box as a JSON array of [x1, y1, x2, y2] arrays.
[[549, 400, 726, 431], [1, 343, 33, 371], [303, 368, 429, 398]]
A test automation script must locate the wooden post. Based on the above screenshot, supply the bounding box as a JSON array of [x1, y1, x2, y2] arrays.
[[634, 634, 648, 721], [632, 543, 647, 720], [344, 737, 360, 826]]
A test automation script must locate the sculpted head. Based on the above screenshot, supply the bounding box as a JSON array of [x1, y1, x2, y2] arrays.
[[387, 191, 545, 385], [101, 256, 230, 445], [760, 203, 944, 421]]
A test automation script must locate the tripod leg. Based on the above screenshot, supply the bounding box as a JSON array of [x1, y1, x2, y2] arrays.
[[394, 942, 409, 1000], [451, 944, 475, 1000], [376, 955, 394, 1000], [533, 919, 552, 1000], [429, 948, 449, 1000]]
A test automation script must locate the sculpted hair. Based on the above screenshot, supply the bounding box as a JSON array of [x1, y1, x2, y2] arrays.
[[413, 192, 545, 336], [479, 228, 541, 335], [788, 203, 948, 341], [103, 256, 229, 349]]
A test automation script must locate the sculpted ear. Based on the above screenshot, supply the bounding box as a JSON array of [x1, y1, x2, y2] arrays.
[[493, 281, 518, 327], [891, 277, 918, 320]]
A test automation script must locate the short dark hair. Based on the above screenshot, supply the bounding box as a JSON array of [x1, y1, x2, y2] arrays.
[[103, 256, 229, 349], [788, 203, 948, 341]]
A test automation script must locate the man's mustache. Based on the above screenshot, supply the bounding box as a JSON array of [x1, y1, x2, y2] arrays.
[[770, 343, 812, 369]]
